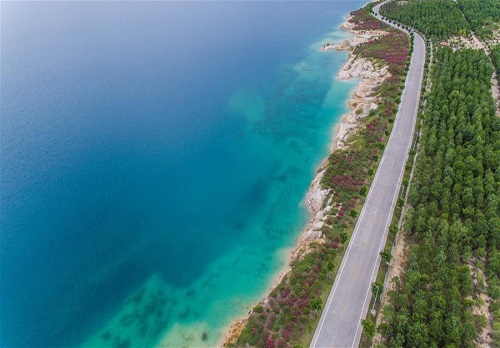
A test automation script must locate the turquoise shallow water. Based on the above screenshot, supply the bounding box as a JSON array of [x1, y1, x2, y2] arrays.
[[1, 1, 362, 346]]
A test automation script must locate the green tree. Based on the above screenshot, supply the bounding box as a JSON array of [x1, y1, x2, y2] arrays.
[[380, 250, 393, 264]]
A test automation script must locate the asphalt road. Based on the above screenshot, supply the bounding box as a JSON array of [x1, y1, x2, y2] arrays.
[[310, 3, 425, 348]]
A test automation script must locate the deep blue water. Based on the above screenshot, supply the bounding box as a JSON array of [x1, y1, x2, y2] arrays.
[[1, 1, 364, 346]]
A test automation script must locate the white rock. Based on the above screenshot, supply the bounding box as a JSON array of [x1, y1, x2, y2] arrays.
[[313, 231, 323, 239], [313, 221, 324, 230], [315, 211, 324, 221], [304, 228, 322, 241], [337, 70, 351, 80]]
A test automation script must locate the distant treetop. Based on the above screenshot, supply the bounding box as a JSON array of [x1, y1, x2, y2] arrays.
[[458, 0, 500, 40]]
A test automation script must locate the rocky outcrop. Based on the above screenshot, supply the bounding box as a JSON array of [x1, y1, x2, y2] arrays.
[[333, 56, 390, 150]]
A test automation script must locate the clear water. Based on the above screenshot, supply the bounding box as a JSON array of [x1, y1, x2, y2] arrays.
[[1, 1, 362, 346]]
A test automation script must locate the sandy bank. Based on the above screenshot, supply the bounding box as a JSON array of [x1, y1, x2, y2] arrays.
[[220, 15, 390, 347]]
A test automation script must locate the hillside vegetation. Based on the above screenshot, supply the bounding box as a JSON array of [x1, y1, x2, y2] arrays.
[[378, 47, 500, 347]]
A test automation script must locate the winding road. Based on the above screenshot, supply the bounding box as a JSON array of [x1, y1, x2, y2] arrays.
[[310, 3, 426, 347]]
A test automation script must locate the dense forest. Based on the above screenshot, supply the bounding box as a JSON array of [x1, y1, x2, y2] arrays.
[[376, 1, 500, 346], [377, 47, 500, 347], [458, 0, 500, 40], [380, 0, 470, 39]]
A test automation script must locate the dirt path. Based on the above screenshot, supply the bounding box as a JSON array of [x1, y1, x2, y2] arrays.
[[472, 33, 500, 116], [468, 257, 494, 347]]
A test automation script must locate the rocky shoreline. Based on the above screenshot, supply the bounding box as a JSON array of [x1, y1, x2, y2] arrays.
[[300, 15, 391, 262], [220, 15, 391, 347]]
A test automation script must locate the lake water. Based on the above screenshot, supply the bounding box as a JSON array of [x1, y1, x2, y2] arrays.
[[0, 1, 363, 346]]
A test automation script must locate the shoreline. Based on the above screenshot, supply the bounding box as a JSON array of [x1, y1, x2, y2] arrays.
[[220, 15, 390, 347]]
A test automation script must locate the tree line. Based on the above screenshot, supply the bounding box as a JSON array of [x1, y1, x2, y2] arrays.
[[492, 44, 500, 77], [378, 47, 500, 347]]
